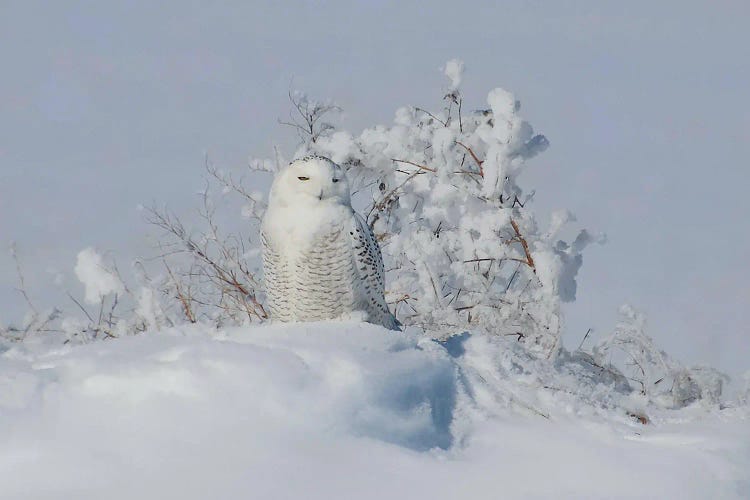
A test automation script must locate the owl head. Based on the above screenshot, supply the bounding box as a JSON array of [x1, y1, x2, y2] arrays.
[[269, 155, 351, 207]]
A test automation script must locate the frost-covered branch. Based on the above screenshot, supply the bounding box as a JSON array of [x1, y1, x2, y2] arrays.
[[590, 305, 728, 408], [279, 90, 341, 145]]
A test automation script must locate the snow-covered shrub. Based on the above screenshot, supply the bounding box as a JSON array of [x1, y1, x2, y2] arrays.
[[591, 304, 728, 408], [289, 61, 602, 358], [2, 245, 170, 343], [672, 365, 728, 406], [145, 192, 267, 327]]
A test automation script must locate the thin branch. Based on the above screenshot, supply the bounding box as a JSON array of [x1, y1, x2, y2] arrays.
[[509, 219, 536, 272], [66, 292, 94, 323], [577, 328, 593, 350], [164, 260, 196, 323], [368, 170, 424, 223], [10, 244, 37, 316], [414, 107, 447, 127], [390, 158, 437, 173], [455, 141, 484, 176], [457, 96, 463, 133]]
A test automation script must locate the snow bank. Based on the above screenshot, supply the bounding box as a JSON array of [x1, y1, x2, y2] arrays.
[[0, 323, 748, 499]]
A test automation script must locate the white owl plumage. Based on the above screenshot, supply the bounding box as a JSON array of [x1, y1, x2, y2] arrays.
[[261, 155, 399, 330]]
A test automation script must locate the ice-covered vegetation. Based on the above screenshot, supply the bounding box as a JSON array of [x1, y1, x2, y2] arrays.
[[2, 62, 748, 497]]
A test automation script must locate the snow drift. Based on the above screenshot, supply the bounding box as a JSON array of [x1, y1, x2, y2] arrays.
[[1, 322, 748, 499]]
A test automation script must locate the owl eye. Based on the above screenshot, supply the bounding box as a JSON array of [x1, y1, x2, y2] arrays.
[[297, 176, 310, 181], [332, 178, 339, 183]]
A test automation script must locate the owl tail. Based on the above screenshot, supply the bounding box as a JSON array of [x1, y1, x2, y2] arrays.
[[382, 313, 402, 332]]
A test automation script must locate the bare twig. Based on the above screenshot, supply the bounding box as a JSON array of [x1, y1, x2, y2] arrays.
[[10, 244, 38, 316], [415, 107, 448, 127], [164, 260, 196, 323], [455, 141, 484, 176], [390, 158, 437, 173], [578, 328, 593, 350], [509, 219, 536, 272], [66, 292, 95, 323], [279, 90, 340, 144]]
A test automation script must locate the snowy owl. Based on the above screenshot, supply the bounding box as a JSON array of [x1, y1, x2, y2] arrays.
[[261, 155, 399, 330]]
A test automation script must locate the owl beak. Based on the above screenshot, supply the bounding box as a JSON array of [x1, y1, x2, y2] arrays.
[[318, 190, 324, 200]]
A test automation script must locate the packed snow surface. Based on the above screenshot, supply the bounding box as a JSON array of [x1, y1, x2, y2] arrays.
[[1, 322, 748, 499]]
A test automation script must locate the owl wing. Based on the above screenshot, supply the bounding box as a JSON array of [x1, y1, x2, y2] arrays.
[[261, 230, 291, 322], [350, 212, 400, 330]]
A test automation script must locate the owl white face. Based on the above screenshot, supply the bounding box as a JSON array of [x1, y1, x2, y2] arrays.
[[271, 156, 351, 207]]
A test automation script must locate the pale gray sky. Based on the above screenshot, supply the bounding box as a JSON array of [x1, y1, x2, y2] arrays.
[[1, 1, 748, 378]]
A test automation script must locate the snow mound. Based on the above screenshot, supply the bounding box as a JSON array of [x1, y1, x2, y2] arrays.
[[222, 322, 457, 451], [1, 323, 748, 499]]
